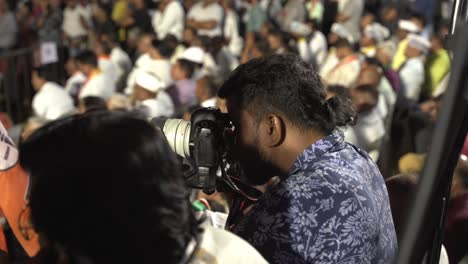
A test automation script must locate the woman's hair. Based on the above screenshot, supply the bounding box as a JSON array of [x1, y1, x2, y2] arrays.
[[20, 111, 199, 263], [219, 54, 356, 134]]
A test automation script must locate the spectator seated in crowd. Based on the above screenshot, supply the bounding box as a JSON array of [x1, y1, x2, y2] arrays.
[[76, 50, 116, 101], [132, 70, 174, 118], [19, 111, 267, 264], [399, 34, 431, 102], [31, 67, 74, 121]]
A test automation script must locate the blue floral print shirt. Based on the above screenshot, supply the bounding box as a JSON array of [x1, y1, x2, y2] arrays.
[[232, 131, 397, 263]]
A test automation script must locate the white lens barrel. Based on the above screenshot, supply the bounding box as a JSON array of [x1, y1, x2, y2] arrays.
[[163, 119, 191, 158]]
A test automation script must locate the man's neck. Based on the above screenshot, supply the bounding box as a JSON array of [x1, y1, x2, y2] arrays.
[[274, 130, 325, 175]]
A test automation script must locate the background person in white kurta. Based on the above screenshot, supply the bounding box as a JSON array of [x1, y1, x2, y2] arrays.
[[62, 0, 91, 45], [132, 70, 175, 118], [187, 0, 224, 37], [324, 38, 360, 88], [152, 0, 185, 41], [125, 39, 173, 95], [31, 68, 74, 121], [64, 56, 86, 104], [399, 34, 430, 102], [94, 40, 121, 85], [76, 50, 116, 100], [222, 0, 243, 57]]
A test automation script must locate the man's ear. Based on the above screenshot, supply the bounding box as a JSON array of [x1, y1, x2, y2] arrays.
[[261, 114, 285, 147]]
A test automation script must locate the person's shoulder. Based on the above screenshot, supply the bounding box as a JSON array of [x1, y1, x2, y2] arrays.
[[197, 226, 268, 264]]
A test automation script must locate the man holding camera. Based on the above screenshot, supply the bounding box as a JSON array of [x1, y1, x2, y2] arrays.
[[218, 54, 397, 263]]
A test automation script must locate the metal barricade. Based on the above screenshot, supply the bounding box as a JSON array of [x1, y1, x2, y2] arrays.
[[0, 48, 34, 124]]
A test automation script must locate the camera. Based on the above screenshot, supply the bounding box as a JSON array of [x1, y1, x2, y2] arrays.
[[151, 107, 233, 195]]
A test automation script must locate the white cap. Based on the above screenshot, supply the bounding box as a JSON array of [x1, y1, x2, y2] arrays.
[[289, 21, 312, 36], [331, 23, 354, 43], [364, 23, 390, 43], [407, 34, 431, 54], [179, 47, 205, 64], [398, 19, 420, 33], [135, 70, 165, 93]]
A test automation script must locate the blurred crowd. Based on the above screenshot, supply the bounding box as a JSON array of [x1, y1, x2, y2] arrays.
[[1, 0, 468, 263]]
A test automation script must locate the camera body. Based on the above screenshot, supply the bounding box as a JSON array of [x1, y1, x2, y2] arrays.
[[151, 107, 232, 194]]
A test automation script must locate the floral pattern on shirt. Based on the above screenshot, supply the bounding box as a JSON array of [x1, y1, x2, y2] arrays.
[[232, 132, 397, 264]]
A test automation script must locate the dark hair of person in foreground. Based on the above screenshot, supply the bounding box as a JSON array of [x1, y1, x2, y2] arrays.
[[19, 111, 200, 263]]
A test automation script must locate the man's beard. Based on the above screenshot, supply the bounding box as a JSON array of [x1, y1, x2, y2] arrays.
[[237, 144, 279, 186]]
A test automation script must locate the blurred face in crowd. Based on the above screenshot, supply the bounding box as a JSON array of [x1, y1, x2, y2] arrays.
[[0, 0, 7, 14], [77, 62, 93, 76], [31, 71, 45, 91], [133, 85, 156, 102], [171, 61, 186, 81], [183, 28, 197, 47], [404, 45, 422, 58], [360, 33, 374, 48], [267, 34, 282, 51], [137, 35, 154, 55], [397, 29, 409, 41], [350, 86, 379, 114], [380, 6, 398, 24], [360, 13, 375, 33], [357, 66, 381, 87], [65, 58, 79, 75], [328, 32, 339, 46], [67, 0, 77, 8], [335, 45, 353, 60], [430, 35, 443, 52]]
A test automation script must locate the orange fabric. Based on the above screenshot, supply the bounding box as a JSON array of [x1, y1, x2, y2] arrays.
[[0, 121, 40, 257], [0, 227, 6, 253], [0, 164, 40, 257]]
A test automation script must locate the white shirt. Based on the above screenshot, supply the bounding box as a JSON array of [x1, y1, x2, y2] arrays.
[[201, 97, 217, 108], [153, 1, 185, 41], [79, 72, 116, 100], [344, 104, 386, 161], [187, 2, 224, 37], [201, 53, 219, 78], [309, 31, 328, 67], [98, 57, 121, 84], [338, 0, 364, 42], [125, 55, 173, 95], [185, 225, 268, 264], [399, 57, 425, 101], [32, 82, 74, 120], [110, 47, 132, 73], [62, 5, 90, 38], [139, 91, 175, 118], [64, 71, 86, 97], [324, 55, 361, 88], [224, 10, 243, 56], [319, 49, 339, 79]]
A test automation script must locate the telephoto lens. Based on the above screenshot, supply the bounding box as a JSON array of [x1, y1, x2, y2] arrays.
[[151, 117, 191, 158]]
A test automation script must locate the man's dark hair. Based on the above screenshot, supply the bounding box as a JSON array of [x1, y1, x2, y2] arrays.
[[80, 96, 108, 113], [33, 66, 52, 82], [219, 54, 356, 134], [355, 84, 379, 99], [177, 59, 196, 79], [19, 111, 199, 263], [97, 40, 113, 55], [201, 76, 218, 98], [409, 10, 426, 27], [335, 38, 353, 49], [75, 50, 98, 67], [152, 39, 176, 58]]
